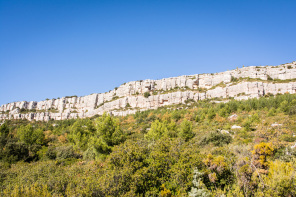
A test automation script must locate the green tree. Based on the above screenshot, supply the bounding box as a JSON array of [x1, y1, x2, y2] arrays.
[[200, 131, 232, 146], [280, 100, 289, 113], [145, 120, 168, 141], [0, 123, 9, 150], [207, 109, 216, 120], [1, 142, 29, 163], [55, 145, 77, 160], [68, 119, 95, 151], [0, 123, 9, 136], [17, 124, 45, 146], [96, 113, 125, 146], [92, 113, 125, 155], [260, 160, 296, 196], [164, 121, 177, 138], [179, 119, 194, 141], [267, 107, 276, 116]]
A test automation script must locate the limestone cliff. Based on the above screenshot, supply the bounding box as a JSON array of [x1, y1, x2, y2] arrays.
[[1, 61, 296, 121]]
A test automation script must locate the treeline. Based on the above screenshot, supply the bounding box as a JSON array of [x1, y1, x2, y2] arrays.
[[0, 94, 296, 196]]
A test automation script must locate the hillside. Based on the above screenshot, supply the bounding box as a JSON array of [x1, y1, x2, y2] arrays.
[[1, 92, 296, 196], [1, 61, 296, 196], [1, 61, 296, 121]]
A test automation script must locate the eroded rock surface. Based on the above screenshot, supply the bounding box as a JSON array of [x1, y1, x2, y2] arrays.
[[1, 61, 296, 121]]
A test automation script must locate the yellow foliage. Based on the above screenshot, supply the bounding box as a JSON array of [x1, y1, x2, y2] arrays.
[[252, 142, 274, 169], [215, 114, 226, 123], [203, 153, 214, 166], [44, 130, 51, 138], [203, 154, 227, 173], [256, 160, 296, 196], [209, 172, 217, 183], [58, 133, 67, 144], [125, 115, 135, 124], [161, 112, 171, 122], [160, 184, 173, 197], [267, 160, 294, 181], [147, 112, 154, 119], [2, 183, 53, 197], [226, 185, 244, 197], [184, 112, 193, 121]]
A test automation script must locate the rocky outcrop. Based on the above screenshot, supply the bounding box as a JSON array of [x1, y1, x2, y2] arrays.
[[1, 61, 296, 121]]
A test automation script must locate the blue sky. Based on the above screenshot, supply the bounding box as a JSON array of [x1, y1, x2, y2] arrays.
[[0, 0, 295, 105]]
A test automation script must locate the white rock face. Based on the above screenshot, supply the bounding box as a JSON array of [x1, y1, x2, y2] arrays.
[[231, 125, 242, 129], [1, 61, 296, 121], [271, 123, 283, 127], [228, 114, 238, 121], [220, 130, 230, 134]]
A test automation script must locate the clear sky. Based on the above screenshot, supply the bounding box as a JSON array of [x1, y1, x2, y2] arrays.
[[0, 0, 295, 105]]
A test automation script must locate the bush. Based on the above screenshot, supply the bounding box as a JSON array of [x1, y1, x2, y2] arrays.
[[267, 75, 273, 81], [46, 146, 57, 160], [95, 113, 126, 147], [56, 146, 77, 160], [179, 119, 194, 141], [231, 76, 238, 82], [172, 111, 182, 121], [0, 123, 9, 136], [289, 105, 296, 115], [1, 142, 29, 163], [17, 124, 45, 146], [145, 120, 168, 141], [195, 115, 200, 122], [144, 92, 151, 98], [280, 134, 296, 142], [267, 107, 276, 116], [207, 109, 216, 120], [28, 144, 42, 161], [280, 100, 289, 113], [200, 131, 232, 146]]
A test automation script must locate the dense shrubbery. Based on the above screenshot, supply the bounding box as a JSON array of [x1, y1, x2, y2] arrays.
[[200, 131, 232, 146], [1, 94, 296, 196]]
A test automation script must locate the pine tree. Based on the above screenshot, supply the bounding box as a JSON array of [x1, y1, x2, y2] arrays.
[[179, 119, 194, 141]]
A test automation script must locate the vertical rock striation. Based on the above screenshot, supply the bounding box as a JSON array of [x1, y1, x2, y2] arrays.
[[1, 61, 296, 121]]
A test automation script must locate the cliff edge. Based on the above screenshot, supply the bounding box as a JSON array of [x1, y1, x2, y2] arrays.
[[1, 61, 296, 121]]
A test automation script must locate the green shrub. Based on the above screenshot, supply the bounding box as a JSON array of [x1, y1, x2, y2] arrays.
[[200, 131, 232, 146], [267, 75, 273, 81], [280, 134, 296, 142], [1, 142, 29, 163], [17, 124, 45, 146], [231, 76, 238, 82], [145, 120, 168, 141], [195, 115, 200, 122], [144, 92, 151, 98], [289, 105, 296, 115], [56, 146, 77, 160], [46, 146, 57, 160], [207, 109, 216, 120], [268, 107, 276, 116], [179, 119, 194, 141], [0, 123, 9, 137], [172, 110, 182, 121]]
